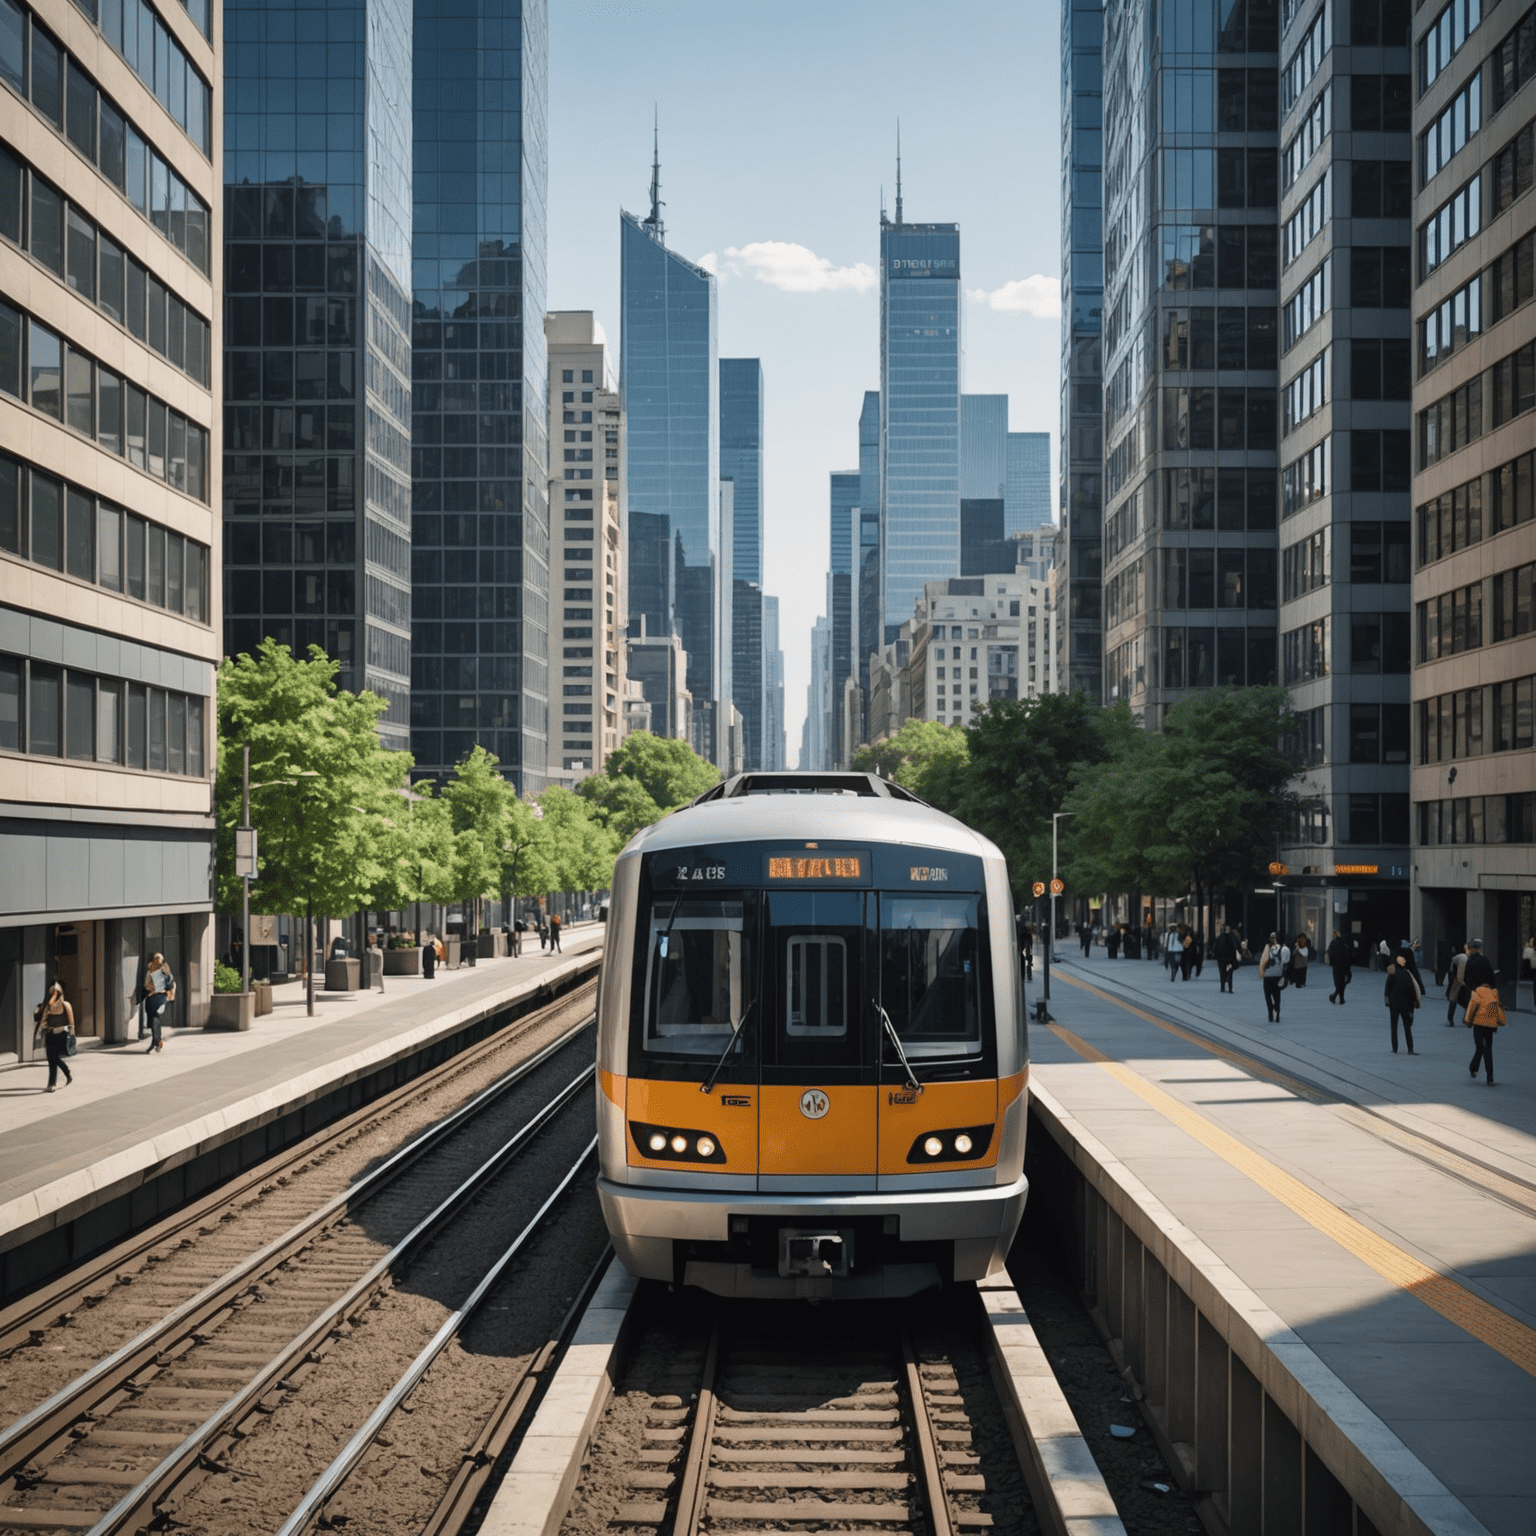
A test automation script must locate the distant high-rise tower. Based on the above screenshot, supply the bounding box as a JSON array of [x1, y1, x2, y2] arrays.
[[763, 595, 786, 770], [961, 396, 1010, 576], [1005, 433, 1051, 535], [411, 0, 548, 787], [879, 159, 961, 641], [829, 471, 860, 765], [621, 136, 723, 763], [1060, 0, 1104, 699], [721, 358, 765, 767], [856, 391, 881, 733]]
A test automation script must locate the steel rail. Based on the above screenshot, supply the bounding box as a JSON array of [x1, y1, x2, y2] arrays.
[[273, 1140, 600, 1536], [76, 1065, 595, 1536], [0, 1007, 597, 1481], [0, 965, 598, 1355]]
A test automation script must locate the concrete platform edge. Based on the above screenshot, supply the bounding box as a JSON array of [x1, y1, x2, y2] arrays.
[[1028, 1081, 1494, 1536], [477, 1257, 638, 1536], [978, 1271, 1129, 1536], [0, 951, 600, 1255]]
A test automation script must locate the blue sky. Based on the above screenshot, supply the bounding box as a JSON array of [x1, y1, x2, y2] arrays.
[[547, 0, 1062, 756]]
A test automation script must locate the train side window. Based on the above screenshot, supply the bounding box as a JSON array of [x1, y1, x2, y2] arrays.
[[880, 896, 983, 1057], [786, 936, 847, 1037], [643, 899, 743, 1055]]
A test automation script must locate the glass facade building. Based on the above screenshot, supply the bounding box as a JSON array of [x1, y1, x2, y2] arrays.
[[408, 0, 548, 788], [1005, 431, 1052, 534], [1098, 0, 1282, 727], [223, 0, 415, 749], [620, 208, 722, 760], [829, 469, 859, 764], [857, 389, 881, 733], [1062, 0, 1106, 698], [721, 356, 764, 765], [763, 593, 785, 770], [1275, 0, 1414, 950], [879, 219, 962, 641]]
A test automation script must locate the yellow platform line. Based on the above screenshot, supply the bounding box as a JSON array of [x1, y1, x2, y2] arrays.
[[1046, 1019, 1536, 1380], [1055, 968, 1536, 1218]]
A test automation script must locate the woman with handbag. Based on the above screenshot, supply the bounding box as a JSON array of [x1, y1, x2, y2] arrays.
[[1383, 958, 1421, 1055], [35, 982, 76, 1091], [142, 953, 176, 1053]]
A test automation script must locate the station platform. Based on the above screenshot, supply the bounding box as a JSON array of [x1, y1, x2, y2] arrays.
[[1029, 948, 1535, 1536], [0, 927, 604, 1262]]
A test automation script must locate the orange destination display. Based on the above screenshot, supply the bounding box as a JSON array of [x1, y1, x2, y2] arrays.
[[767, 855, 863, 880]]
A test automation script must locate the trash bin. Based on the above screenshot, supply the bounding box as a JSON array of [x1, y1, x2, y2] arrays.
[[324, 957, 361, 991]]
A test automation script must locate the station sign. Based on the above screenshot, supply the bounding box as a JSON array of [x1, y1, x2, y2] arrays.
[[1032, 882, 1046, 897], [1334, 864, 1379, 875], [1050, 878, 1065, 895], [1268, 861, 1288, 876]]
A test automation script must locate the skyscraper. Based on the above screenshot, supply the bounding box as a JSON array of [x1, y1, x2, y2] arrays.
[[545, 312, 627, 775], [1410, 0, 1536, 980], [880, 176, 961, 641], [1275, 0, 1415, 947], [960, 394, 1009, 576], [1005, 432, 1051, 534], [763, 594, 786, 770], [856, 389, 880, 737], [409, 0, 548, 789], [620, 145, 723, 763], [224, 0, 415, 753], [829, 469, 859, 765], [1060, 0, 1105, 698], [721, 356, 764, 766], [1098, 0, 1282, 727], [2, 0, 222, 1049]]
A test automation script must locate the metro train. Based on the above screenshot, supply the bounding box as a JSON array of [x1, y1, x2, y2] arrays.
[[595, 771, 1029, 1299]]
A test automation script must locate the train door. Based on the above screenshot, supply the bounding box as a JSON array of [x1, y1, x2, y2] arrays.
[[757, 890, 878, 1182], [875, 893, 998, 1183]]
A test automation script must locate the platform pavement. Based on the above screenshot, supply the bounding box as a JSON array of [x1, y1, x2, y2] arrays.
[[1028, 945, 1536, 1536], [0, 926, 604, 1247]]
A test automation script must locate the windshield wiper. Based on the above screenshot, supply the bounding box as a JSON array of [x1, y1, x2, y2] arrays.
[[700, 998, 755, 1095], [876, 1001, 923, 1094]]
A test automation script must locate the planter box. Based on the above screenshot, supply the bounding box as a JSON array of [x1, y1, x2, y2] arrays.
[[208, 992, 255, 1031], [253, 981, 273, 1017], [476, 931, 508, 959], [383, 948, 421, 976], [325, 957, 361, 992]]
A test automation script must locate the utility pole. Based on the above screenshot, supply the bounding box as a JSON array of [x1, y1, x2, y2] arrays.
[[1044, 810, 1076, 1005], [235, 746, 256, 996]]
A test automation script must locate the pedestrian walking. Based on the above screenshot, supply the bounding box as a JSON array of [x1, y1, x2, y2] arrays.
[[1165, 926, 1182, 979], [421, 933, 437, 979], [1291, 933, 1312, 987], [1462, 938, 1496, 993], [1259, 933, 1290, 1022], [1143, 917, 1158, 961], [34, 982, 75, 1091], [1444, 942, 1471, 1024], [1212, 925, 1238, 993], [549, 912, 563, 952], [1179, 929, 1197, 981], [1465, 982, 1506, 1084], [1020, 924, 1034, 982], [1079, 921, 1092, 957], [1523, 934, 1536, 1011], [1106, 924, 1121, 960], [1326, 929, 1352, 1003], [1374, 936, 1391, 971], [1383, 957, 1421, 1054], [142, 953, 175, 1053]]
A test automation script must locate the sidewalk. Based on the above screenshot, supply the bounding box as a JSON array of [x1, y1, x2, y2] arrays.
[[0, 926, 603, 1250], [1025, 945, 1536, 1536]]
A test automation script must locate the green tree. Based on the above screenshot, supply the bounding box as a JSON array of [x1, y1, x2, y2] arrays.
[[502, 795, 557, 908], [579, 732, 719, 844], [946, 693, 1121, 897], [850, 719, 970, 804], [538, 786, 617, 893], [431, 746, 517, 933], [216, 639, 413, 1013]]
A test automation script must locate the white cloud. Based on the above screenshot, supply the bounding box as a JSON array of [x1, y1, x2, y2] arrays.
[[968, 275, 1061, 318], [704, 241, 878, 295]]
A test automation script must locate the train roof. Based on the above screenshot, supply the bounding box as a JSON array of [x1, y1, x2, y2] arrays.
[[621, 773, 1006, 864]]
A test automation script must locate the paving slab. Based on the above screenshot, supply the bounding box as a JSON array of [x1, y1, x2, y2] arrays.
[[0, 927, 604, 1251], [1027, 949, 1536, 1536]]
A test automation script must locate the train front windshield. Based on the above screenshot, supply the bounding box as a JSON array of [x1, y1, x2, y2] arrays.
[[634, 870, 993, 1081]]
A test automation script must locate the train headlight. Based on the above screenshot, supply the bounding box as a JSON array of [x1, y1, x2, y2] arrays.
[[671, 1134, 688, 1154], [648, 1132, 668, 1152], [696, 1136, 716, 1157], [629, 1122, 728, 1164], [905, 1126, 994, 1165]]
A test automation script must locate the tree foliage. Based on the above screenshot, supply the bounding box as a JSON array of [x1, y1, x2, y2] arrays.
[[850, 719, 970, 803], [216, 640, 413, 919], [579, 731, 719, 845]]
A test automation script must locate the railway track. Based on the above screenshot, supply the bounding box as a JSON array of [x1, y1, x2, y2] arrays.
[[0, 972, 597, 1417], [563, 1294, 1037, 1536], [0, 1011, 600, 1535]]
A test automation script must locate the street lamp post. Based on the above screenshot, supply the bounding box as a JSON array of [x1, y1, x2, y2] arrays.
[[1043, 810, 1076, 1006]]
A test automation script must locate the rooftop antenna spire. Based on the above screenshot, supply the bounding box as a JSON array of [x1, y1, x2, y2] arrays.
[[644, 107, 665, 242], [895, 121, 903, 226]]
